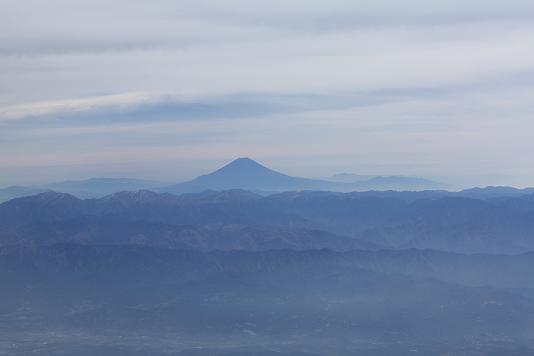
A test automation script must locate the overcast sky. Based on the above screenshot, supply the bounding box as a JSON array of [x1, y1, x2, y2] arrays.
[[2, 0, 534, 187]]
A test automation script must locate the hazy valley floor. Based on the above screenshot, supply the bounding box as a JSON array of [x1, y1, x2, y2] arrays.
[[2, 244, 534, 356]]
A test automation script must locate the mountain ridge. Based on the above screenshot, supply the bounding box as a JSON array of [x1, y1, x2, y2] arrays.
[[4, 188, 534, 254], [0, 158, 447, 201], [159, 157, 444, 194]]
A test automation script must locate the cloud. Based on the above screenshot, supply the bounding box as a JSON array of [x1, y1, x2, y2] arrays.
[[0, 93, 162, 121], [2, 0, 534, 185], [0, 92, 365, 125], [2, 19, 533, 107]]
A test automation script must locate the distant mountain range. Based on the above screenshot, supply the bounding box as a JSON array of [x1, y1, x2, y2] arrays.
[[44, 177, 166, 198], [329, 173, 373, 182], [0, 158, 446, 201], [159, 157, 445, 193], [0, 185, 50, 203], [328, 172, 441, 190], [0, 177, 166, 202]]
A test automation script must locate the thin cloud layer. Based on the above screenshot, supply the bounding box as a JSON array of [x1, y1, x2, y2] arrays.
[[2, 1, 534, 186]]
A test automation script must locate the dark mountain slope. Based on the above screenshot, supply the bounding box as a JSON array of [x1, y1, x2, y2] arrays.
[[0, 191, 83, 229], [459, 186, 534, 199], [263, 192, 534, 253], [4, 190, 534, 253], [5, 219, 382, 252], [0, 191, 380, 252]]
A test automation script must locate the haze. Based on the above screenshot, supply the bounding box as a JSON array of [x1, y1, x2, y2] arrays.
[[4, 4, 534, 354]]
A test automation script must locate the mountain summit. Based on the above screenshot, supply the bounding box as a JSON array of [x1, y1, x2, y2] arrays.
[[202, 157, 278, 178], [159, 157, 446, 194], [161, 157, 335, 193], [192, 157, 298, 188]]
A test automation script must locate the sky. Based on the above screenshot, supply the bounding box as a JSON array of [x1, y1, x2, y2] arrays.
[[2, 0, 534, 187]]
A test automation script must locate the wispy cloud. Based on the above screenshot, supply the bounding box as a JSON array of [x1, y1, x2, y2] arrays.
[[0, 92, 359, 124], [0, 93, 163, 121]]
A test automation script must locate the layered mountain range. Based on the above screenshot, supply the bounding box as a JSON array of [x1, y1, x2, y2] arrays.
[[3, 188, 534, 254], [0, 158, 445, 201], [2, 159, 534, 355]]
